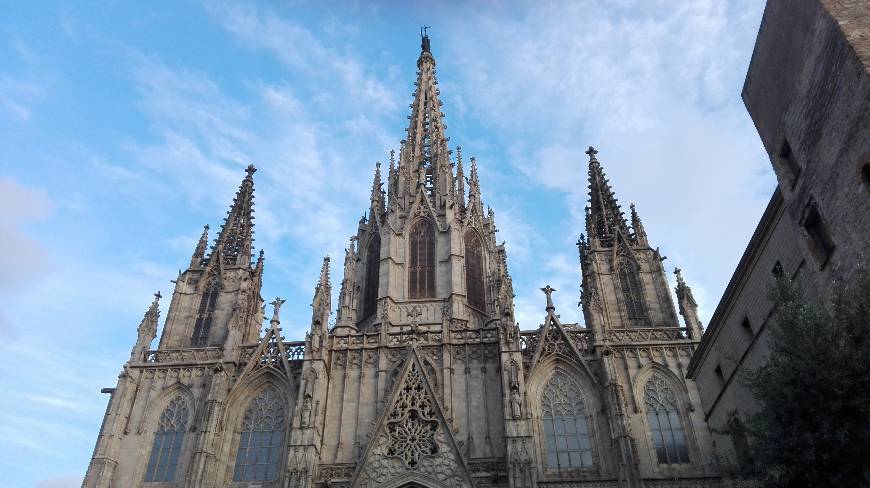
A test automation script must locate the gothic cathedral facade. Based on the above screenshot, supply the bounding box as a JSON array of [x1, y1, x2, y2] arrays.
[[84, 35, 724, 488]]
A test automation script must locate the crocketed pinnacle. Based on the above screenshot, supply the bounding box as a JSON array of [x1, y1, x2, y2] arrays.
[[137, 291, 161, 338], [585, 146, 629, 243], [400, 30, 450, 200], [370, 161, 384, 217], [629, 203, 648, 245], [455, 146, 466, 209], [316, 256, 331, 294], [190, 224, 209, 267], [213, 164, 256, 267]]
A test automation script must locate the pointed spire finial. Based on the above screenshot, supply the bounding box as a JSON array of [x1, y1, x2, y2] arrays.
[[318, 256, 331, 290], [540, 285, 557, 311], [630, 202, 648, 244], [212, 166, 256, 267], [191, 224, 210, 267], [585, 146, 629, 243], [154, 291, 162, 302]]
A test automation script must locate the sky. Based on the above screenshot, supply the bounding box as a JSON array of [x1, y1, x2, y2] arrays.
[[0, 1, 773, 486]]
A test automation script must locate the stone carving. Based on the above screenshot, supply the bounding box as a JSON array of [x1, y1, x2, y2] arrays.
[[357, 360, 470, 487]]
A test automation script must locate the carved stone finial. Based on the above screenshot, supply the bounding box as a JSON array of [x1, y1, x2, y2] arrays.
[[269, 297, 286, 324], [154, 291, 162, 301], [245, 163, 257, 177], [540, 285, 557, 311], [585, 146, 598, 162]]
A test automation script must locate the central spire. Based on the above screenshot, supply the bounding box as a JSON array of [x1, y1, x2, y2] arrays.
[[399, 28, 451, 204], [585, 147, 629, 245]]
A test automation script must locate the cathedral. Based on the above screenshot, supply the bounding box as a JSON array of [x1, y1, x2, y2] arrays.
[[83, 34, 724, 488]]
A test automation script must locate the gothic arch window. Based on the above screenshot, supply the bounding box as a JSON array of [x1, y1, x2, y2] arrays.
[[540, 370, 594, 470], [644, 374, 690, 464], [233, 386, 287, 482], [409, 220, 436, 299], [192, 277, 220, 346], [464, 231, 486, 311], [362, 234, 381, 319], [144, 395, 189, 482], [617, 259, 648, 325]]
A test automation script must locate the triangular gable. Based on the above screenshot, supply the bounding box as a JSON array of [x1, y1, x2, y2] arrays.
[[352, 346, 475, 488], [238, 323, 294, 380], [407, 189, 443, 232], [528, 313, 598, 387]]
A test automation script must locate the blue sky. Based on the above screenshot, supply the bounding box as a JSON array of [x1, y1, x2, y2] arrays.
[[0, 1, 772, 486]]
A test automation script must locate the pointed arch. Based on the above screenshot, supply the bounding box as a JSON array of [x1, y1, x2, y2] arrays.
[[464, 230, 485, 311], [409, 219, 436, 299], [537, 368, 595, 470], [638, 370, 691, 465], [143, 389, 192, 482], [219, 370, 293, 485], [362, 233, 381, 319], [232, 384, 288, 482], [616, 257, 648, 326], [192, 275, 220, 346]]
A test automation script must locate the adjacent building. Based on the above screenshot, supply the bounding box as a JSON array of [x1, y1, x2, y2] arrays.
[[687, 0, 870, 467]]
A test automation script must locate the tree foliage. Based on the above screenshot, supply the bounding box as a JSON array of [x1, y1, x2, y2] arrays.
[[744, 266, 870, 487]]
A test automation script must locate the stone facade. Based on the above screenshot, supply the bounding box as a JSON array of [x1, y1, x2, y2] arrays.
[[83, 35, 725, 488], [687, 0, 870, 470]]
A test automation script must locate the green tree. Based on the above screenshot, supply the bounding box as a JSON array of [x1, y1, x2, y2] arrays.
[[745, 266, 870, 487]]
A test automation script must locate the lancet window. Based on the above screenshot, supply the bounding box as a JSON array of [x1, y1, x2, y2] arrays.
[[191, 278, 219, 346], [644, 374, 690, 464], [233, 386, 287, 482], [540, 370, 594, 470], [362, 235, 381, 319], [144, 396, 189, 482], [617, 259, 648, 325], [409, 220, 436, 298], [464, 231, 485, 310]]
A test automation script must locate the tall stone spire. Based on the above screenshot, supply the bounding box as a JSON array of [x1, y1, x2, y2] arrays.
[[400, 28, 451, 203], [455, 146, 466, 211], [212, 164, 257, 267], [674, 268, 703, 339], [467, 156, 483, 215], [585, 147, 629, 245]]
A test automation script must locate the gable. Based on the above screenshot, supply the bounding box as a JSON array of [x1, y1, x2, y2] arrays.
[[352, 347, 474, 488]]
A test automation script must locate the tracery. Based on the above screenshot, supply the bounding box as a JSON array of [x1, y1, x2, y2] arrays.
[[144, 396, 189, 482], [644, 373, 690, 464], [540, 370, 594, 470], [233, 386, 287, 482]]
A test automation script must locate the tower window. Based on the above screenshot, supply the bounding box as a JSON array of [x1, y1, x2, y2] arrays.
[[191, 278, 219, 347], [540, 370, 594, 470], [801, 198, 835, 266], [144, 396, 189, 482], [409, 220, 436, 299], [464, 231, 485, 311], [778, 139, 802, 189], [644, 374, 690, 465], [233, 386, 286, 482], [362, 234, 381, 319], [617, 260, 648, 326]]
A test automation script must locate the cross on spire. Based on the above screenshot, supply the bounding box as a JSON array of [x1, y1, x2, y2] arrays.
[[585, 146, 598, 162]]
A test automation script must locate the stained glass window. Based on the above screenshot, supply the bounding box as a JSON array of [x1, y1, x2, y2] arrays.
[[233, 386, 286, 482], [144, 396, 189, 482], [644, 374, 690, 464], [541, 370, 594, 470], [464, 231, 485, 310], [617, 260, 648, 325], [362, 235, 381, 319], [409, 220, 436, 299], [191, 279, 219, 346]]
